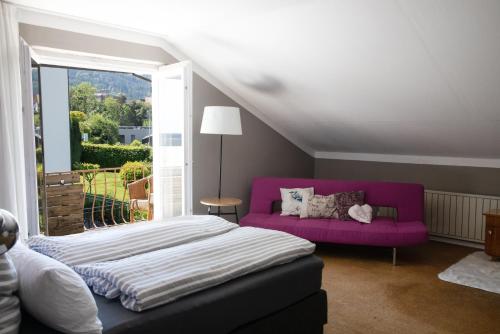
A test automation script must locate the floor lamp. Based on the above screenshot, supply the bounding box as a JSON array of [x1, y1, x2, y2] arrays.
[[200, 106, 242, 199]]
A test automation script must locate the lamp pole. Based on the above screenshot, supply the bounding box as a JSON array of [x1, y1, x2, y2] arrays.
[[218, 134, 223, 199]]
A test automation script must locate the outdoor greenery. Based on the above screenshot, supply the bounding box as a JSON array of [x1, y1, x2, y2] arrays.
[[130, 139, 143, 146], [91, 171, 128, 201], [69, 82, 151, 127], [69, 82, 100, 114], [63, 71, 153, 224], [81, 114, 119, 144], [119, 161, 152, 185], [69, 111, 84, 165], [67, 80, 152, 171], [35, 147, 43, 163], [74, 162, 100, 192], [70, 110, 86, 123], [83, 193, 131, 227], [81, 143, 151, 168], [120, 100, 151, 126], [102, 96, 121, 122], [74, 162, 100, 171]]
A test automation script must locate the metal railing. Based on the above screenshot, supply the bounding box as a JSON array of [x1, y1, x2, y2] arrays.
[[42, 166, 151, 235], [42, 165, 184, 235], [77, 166, 151, 229]]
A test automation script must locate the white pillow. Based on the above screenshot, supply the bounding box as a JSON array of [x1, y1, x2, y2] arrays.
[[9, 243, 102, 334], [348, 204, 373, 224], [280, 187, 314, 217]]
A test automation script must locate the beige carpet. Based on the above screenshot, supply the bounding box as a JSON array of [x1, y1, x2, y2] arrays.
[[316, 242, 500, 334]]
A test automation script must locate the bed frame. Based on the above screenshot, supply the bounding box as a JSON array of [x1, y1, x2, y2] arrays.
[[20, 256, 327, 334]]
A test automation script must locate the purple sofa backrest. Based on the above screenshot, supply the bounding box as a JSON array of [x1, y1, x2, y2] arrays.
[[249, 177, 424, 222]]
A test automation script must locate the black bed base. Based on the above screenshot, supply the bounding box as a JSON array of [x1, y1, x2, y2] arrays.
[[232, 290, 327, 334], [20, 255, 327, 334], [20, 290, 327, 334]]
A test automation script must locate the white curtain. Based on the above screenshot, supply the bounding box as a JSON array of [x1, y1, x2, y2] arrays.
[[0, 2, 29, 240]]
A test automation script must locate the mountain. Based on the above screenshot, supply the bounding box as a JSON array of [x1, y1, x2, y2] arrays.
[[68, 69, 151, 100]]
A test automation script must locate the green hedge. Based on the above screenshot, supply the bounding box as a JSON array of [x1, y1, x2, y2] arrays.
[[69, 115, 83, 166], [119, 161, 152, 184], [81, 143, 151, 168], [35, 147, 43, 163]]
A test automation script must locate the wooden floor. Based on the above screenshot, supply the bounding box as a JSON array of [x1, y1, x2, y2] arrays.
[[316, 241, 500, 334]]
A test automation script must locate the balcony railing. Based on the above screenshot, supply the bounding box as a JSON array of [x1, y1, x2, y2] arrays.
[[42, 165, 183, 236], [79, 166, 150, 229], [42, 166, 152, 235]]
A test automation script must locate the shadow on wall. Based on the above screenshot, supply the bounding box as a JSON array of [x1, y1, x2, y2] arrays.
[[232, 71, 285, 94], [195, 31, 286, 94]]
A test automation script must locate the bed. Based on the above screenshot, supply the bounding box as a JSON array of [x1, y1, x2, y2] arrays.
[[21, 255, 326, 334], [19, 217, 328, 334]]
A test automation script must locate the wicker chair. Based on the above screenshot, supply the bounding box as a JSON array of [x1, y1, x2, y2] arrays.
[[127, 176, 153, 223]]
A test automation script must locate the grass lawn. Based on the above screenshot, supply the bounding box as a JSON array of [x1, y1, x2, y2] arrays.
[[82, 171, 129, 201]]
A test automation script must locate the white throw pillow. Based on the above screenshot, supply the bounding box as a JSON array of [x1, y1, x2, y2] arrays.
[[9, 243, 103, 334], [280, 187, 314, 216], [348, 204, 373, 224]]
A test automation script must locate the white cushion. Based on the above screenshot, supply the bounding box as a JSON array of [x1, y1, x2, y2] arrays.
[[348, 204, 373, 224], [9, 243, 102, 334], [280, 187, 314, 216]]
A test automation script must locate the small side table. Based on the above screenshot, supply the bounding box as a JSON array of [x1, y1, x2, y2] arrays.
[[200, 197, 242, 223], [483, 210, 500, 259]]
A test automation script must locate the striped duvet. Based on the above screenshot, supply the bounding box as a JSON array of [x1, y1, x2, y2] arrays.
[[28, 215, 237, 266], [74, 227, 315, 312]]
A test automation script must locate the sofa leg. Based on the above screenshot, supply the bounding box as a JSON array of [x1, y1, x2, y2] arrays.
[[392, 248, 397, 266]]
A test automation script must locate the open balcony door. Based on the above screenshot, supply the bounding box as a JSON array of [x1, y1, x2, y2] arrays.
[[152, 61, 193, 220]]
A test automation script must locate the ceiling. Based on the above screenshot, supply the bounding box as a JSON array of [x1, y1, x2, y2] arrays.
[[9, 0, 500, 160]]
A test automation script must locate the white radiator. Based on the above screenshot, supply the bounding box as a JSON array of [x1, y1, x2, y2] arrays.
[[424, 190, 500, 244]]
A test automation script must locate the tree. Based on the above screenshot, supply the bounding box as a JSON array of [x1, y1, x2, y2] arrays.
[[102, 96, 121, 122], [120, 100, 151, 126], [69, 111, 85, 167], [81, 114, 119, 144], [73, 162, 100, 193], [69, 82, 99, 114], [115, 93, 127, 105], [70, 110, 86, 123], [130, 139, 142, 146]]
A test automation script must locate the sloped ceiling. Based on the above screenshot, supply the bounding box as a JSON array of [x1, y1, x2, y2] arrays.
[[10, 0, 500, 160]]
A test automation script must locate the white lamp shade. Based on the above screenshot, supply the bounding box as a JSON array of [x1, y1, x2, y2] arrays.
[[200, 106, 242, 135]]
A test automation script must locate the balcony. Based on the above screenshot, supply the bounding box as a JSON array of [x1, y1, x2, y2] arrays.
[[41, 166, 182, 236]]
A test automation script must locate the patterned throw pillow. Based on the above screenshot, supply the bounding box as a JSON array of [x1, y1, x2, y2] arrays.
[[334, 191, 365, 220], [280, 187, 314, 216], [303, 194, 337, 218]]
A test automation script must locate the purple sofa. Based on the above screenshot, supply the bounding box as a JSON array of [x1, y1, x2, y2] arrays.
[[240, 177, 428, 264]]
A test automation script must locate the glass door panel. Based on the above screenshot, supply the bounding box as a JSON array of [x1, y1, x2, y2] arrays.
[[152, 62, 192, 219]]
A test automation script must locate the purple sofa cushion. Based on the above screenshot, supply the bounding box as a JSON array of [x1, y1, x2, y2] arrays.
[[240, 213, 428, 247]]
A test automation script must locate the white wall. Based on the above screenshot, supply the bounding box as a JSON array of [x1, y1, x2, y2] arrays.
[[40, 66, 71, 172]]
